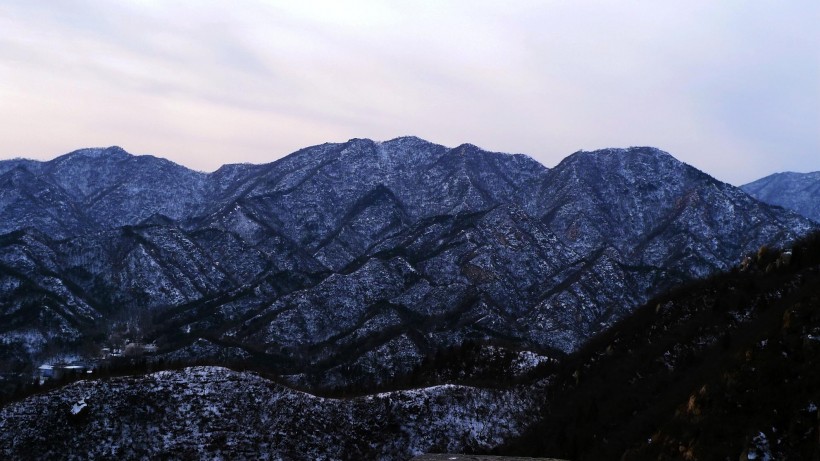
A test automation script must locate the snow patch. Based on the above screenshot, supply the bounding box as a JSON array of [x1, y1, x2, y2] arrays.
[[71, 398, 87, 415]]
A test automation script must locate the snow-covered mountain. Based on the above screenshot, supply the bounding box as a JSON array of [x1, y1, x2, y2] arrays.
[[742, 171, 820, 223], [0, 138, 815, 389], [0, 147, 209, 238], [4, 233, 819, 460]]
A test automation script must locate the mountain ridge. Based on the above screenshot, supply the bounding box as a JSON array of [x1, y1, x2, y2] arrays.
[[0, 138, 815, 391], [742, 170, 820, 223], [4, 232, 818, 460]]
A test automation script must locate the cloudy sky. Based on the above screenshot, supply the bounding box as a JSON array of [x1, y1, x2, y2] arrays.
[[0, 1, 817, 185]]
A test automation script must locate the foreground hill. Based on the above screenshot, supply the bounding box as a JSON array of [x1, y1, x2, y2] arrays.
[[0, 366, 540, 460], [0, 139, 815, 390], [742, 171, 820, 223], [503, 231, 820, 460]]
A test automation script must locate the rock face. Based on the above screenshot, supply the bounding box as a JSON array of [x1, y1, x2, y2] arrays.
[[742, 171, 820, 223], [0, 138, 815, 387]]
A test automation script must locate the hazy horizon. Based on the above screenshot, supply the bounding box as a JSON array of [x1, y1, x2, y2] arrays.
[[1, 1, 818, 185]]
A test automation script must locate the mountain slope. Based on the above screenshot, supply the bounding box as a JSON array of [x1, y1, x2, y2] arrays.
[[742, 171, 820, 223], [211, 137, 550, 266], [0, 140, 815, 390], [503, 231, 820, 460], [539, 147, 807, 276], [0, 166, 93, 238], [0, 366, 540, 460], [0, 147, 212, 238], [5, 233, 819, 461]]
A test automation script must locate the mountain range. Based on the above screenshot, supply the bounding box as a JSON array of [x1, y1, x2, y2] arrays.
[[0, 138, 815, 391], [1, 137, 819, 459], [4, 234, 818, 460]]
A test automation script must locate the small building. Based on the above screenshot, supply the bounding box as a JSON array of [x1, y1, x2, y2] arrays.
[[123, 342, 159, 356], [37, 362, 93, 383], [62, 365, 87, 375], [38, 364, 55, 380]]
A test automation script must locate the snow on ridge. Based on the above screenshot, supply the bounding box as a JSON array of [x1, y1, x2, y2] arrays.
[[0, 365, 540, 459]]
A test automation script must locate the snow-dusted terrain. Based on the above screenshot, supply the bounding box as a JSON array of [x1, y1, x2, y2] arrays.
[[0, 366, 541, 460], [742, 171, 820, 223], [0, 138, 815, 388], [1, 138, 818, 460]]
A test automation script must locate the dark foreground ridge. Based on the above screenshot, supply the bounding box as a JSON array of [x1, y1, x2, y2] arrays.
[[412, 455, 567, 460], [501, 231, 820, 460]]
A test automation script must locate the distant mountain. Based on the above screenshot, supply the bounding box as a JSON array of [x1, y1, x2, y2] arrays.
[[0, 139, 815, 390], [0, 147, 210, 238], [742, 171, 820, 223]]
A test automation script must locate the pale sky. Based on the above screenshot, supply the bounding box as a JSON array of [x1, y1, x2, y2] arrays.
[[1, 1, 818, 185]]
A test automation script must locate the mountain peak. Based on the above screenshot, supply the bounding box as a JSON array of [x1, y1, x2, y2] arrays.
[[382, 136, 441, 149], [59, 146, 132, 162], [451, 142, 483, 154], [343, 137, 378, 148], [385, 135, 427, 143], [555, 146, 686, 177], [574, 145, 676, 160]]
